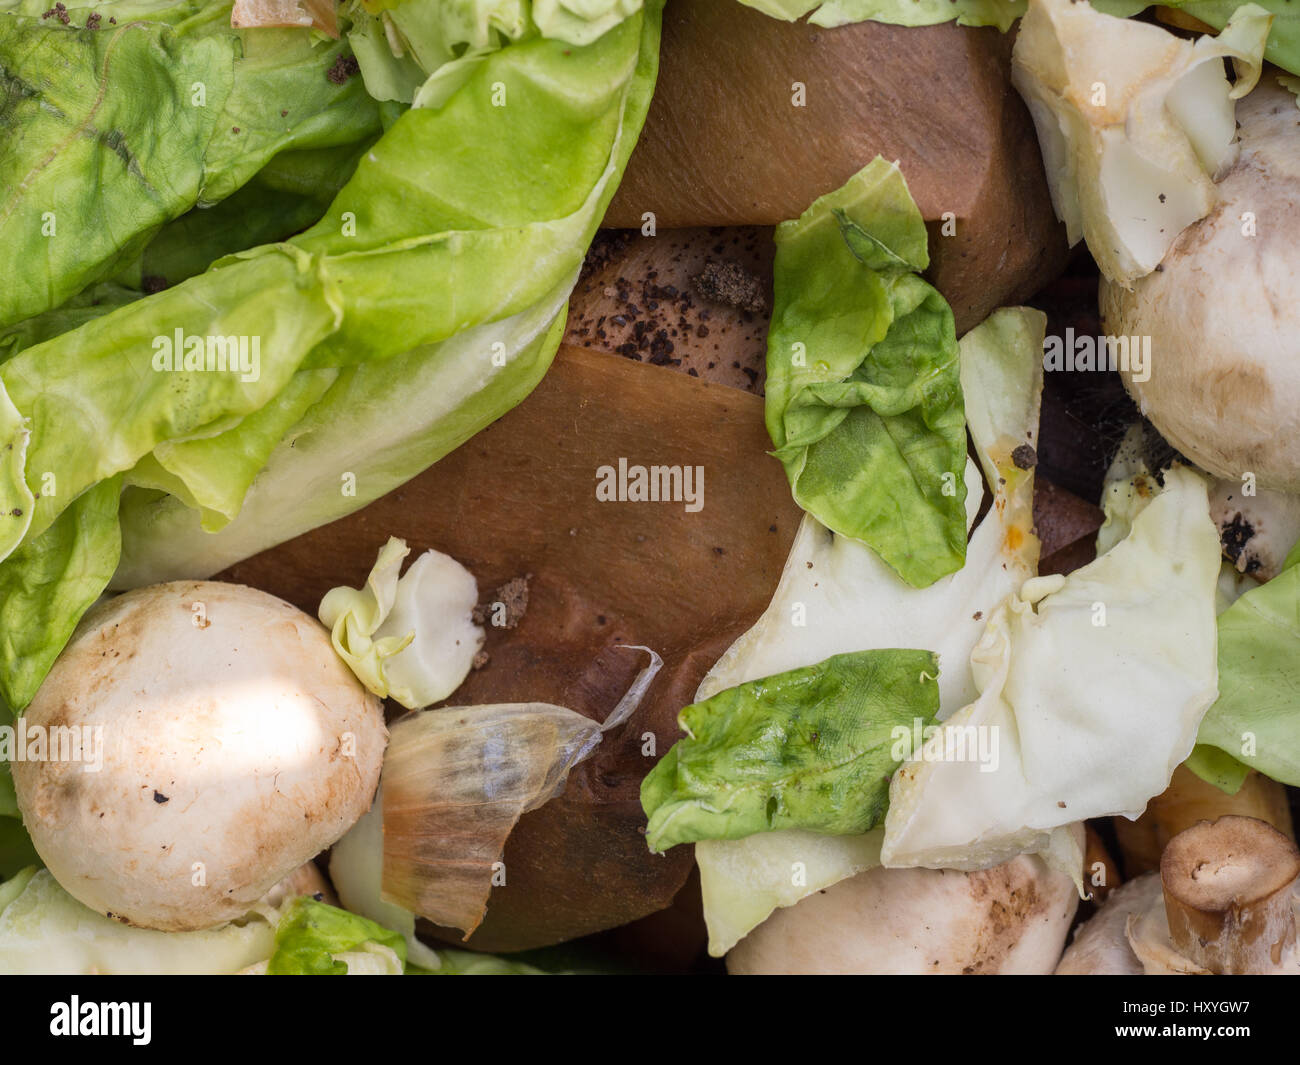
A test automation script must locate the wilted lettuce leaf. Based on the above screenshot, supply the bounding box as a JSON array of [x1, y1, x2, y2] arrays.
[[641, 648, 940, 852], [0, 476, 122, 712], [266, 897, 407, 975], [112, 6, 661, 589], [1195, 538, 1300, 786], [0, 2, 663, 709], [115, 143, 371, 291], [345, 0, 645, 104], [765, 157, 967, 588], [0, 4, 382, 327], [0, 285, 141, 365], [1183, 743, 1251, 794], [737, 0, 1024, 30], [7, 8, 657, 544]]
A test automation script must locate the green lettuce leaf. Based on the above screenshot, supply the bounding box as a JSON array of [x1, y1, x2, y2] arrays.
[[266, 897, 407, 975], [114, 142, 374, 292], [0, 2, 662, 710], [737, 0, 1024, 30], [0, 285, 141, 365], [1183, 743, 1251, 794], [765, 157, 966, 588], [0, 476, 122, 712], [641, 648, 940, 852], [345, 0, 644, 104], [1194, 537, 1300, 786], [1092, 0, 1300, 76], [7, 8, 656, 544], [111, 5, 661, 587], [0, 3, 383, 327]]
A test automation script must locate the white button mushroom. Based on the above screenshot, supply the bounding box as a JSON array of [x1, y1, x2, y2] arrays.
[[11, 581, 387, 931], [727, 854, 1079, 975], [1102, 80, 1300, 490]]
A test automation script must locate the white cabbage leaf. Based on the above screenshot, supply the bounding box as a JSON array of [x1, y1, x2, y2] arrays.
[[882, 465, 1222, 871], [0, 868, 281, 976], [692, 307, 1046, 955]]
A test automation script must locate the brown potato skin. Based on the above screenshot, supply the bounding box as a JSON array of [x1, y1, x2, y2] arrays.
[[565, 228, 773, 393], [604, 0, 1069, 332]]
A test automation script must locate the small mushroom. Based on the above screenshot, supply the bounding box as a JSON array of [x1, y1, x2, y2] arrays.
[[1207, 478, 1300, 581], [12, 581, 387, 931], [1059, 816, 1300, 974]]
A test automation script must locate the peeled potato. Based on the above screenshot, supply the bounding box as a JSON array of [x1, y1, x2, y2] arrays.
[[220, 346, 803, 951]]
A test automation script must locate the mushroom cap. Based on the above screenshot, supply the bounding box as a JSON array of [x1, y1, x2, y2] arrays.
[[12, 581, 386, 931], [1102, 80, 1300, 490], [726, 854, 1077, 975]]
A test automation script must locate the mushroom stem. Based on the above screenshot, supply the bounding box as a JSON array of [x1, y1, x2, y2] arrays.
[[1160, 816, 1300, 974]]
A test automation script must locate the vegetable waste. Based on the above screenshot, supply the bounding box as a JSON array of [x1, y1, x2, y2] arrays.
[[0, 0, 665, 716]]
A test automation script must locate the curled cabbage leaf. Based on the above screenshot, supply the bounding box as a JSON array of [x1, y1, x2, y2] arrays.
[[882, 465, 1222, 873]]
